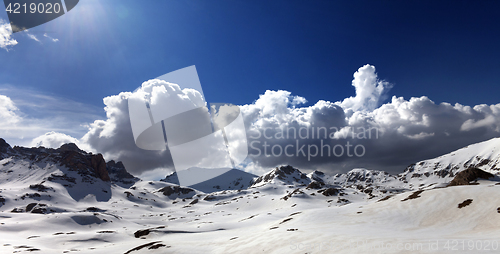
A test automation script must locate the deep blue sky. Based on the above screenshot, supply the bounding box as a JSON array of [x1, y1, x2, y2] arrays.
[[1, 0, 500, 112]]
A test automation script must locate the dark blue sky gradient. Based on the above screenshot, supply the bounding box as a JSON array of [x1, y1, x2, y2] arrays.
[[1, 0, 499, 110]]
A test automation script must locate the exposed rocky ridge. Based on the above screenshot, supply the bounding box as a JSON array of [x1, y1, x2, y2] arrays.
[[56, 147, 110, 182], [326, 168, 399, 187], [0, 140, 137, 186]]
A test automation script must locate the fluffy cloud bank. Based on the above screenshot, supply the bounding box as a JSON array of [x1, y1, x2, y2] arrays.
[[240, 65, 500, 174], [31, 131, 80, 148], [0, 20, 18, 51], [0, 94, 21, 125], [19, 65, 500, 177]]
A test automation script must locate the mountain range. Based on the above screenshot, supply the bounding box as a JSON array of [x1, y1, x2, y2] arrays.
[[0, 137, 499, 253]]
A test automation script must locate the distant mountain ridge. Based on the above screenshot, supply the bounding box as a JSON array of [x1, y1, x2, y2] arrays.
[[398, 137, 500, 188], [2, 137, 500, 195], [232, 137, 500, 198], [161, 169, 257, 193]]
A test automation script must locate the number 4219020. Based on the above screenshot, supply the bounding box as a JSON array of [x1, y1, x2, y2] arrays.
[[6, 2, 62, 14]]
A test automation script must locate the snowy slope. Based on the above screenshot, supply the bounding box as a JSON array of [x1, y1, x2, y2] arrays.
[[1, 172, 498, 254]]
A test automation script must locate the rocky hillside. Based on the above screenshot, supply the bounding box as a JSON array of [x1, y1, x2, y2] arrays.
[[398, 137, 500, 189], [0, 139, 139, 205]]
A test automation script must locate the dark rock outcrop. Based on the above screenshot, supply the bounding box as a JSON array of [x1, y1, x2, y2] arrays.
[[29, 184, 54, 192], [447, 168, 495, 187], [318, 187, 340, 196], [91, 154, 110, 182], [157, 186, 195, 197], [306, 181, 325, 189], [58, 148, 110, 182], [134, 226, 165, 238], [0, 138, 15, 159], [458, 199, 473, 208]]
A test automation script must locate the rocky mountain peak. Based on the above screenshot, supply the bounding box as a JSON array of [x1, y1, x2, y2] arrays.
[[160, 171, 179, 185], [309, 170, 326, 183], [252, 165, 310, 186], [0, 138, 10, 150], [0, 138, 15, 159], [58, 143, 84, 153], [107, 160, 139, 187], [0, 139, 137, 185]]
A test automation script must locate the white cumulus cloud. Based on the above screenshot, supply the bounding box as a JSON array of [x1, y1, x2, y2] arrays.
[[0, 19, 18, 51], [80, 88, 175, 176], [339, 64, 393, 112], [0, 94, 21, 126], [31, 131, 80, 148], [20, 64, 500, 178]]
